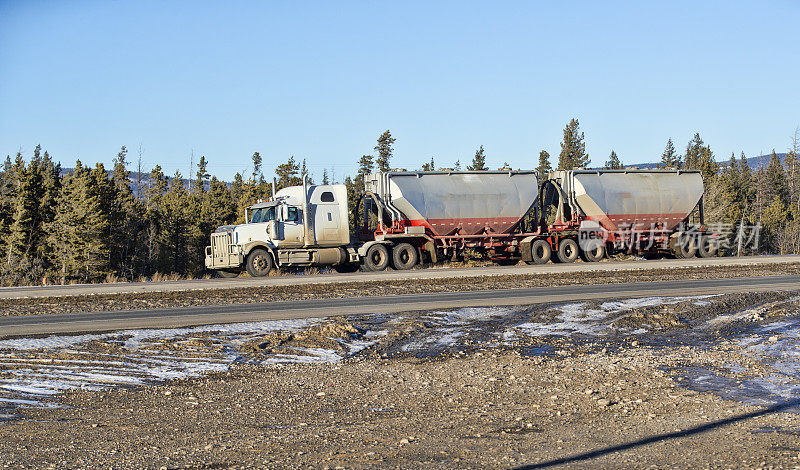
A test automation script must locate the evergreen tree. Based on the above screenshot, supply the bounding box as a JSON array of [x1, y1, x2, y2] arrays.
[[421, 157, 436, 171], [660, 138, 680, 169], [453, 160, 461, 171], [275, 156, 301, 189], [110, 146, 143, 279], [357, 154, 374, 181], [536, 150, 551, 177], [468, 145, 488, 171], [558, 118, 589, 170], [322, 168, 329, 185], [251, 152, 263, 184], [0, 156, 14, 257], [684, 133, 704, 169], [48, 165, 80, 283], [7, 156, 46, 279], [604, 150, 623, 169], [230, 172, 246, 224], [195, 155, 210, 193], [764, 150, 789, 206], [374, 130, 395, 172]]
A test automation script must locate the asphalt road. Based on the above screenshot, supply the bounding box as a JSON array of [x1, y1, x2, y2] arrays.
[[1, 254, 799, 300], [2, 275, 798, 338]]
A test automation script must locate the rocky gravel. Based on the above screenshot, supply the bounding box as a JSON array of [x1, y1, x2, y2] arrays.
[[3, 291, 800, 467]]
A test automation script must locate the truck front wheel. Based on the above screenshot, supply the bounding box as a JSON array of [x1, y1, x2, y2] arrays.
[[246, 248, 274, 277], [392, 243, 418, 270]]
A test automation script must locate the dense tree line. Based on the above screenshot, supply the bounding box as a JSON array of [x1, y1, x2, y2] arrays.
[[2, 125, 798, 285]]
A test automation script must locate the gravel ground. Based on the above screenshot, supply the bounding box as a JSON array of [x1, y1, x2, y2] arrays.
[[2, 262, 799, 317], [3, 291, 800, 468]]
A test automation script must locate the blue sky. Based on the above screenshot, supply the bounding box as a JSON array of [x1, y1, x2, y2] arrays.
[[1, 1, 798, 181]]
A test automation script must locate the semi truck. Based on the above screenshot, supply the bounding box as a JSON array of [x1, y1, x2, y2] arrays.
[[205, 169, 716, 277]]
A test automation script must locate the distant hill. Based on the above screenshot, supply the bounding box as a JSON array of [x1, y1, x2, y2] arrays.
[[626, 153, 790, 171]]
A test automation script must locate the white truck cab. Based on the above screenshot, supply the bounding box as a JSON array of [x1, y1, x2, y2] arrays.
[[205, 179, 358, 277]]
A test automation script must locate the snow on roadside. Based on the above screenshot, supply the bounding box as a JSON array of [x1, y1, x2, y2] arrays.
[[513, 295, 718, 337], [0, 317, 380, 412]]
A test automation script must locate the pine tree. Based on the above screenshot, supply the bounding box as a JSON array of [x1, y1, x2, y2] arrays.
[[604, 150, 623, 169], [110, 146, 144, 279], [7, 156, 46, 280], [764, 150, 789, 206], [684, 133, 704, 170], [195, 155, 210, 193], [536, 150, 551, 177], [558, 118, 589, 170], [48, 166, 80, 283], [275, 156, 301, 189], [660, 138, 680, 169], [322, 168, 329, 185], [357, 154, 374, 181], [251, 152, 263, 184], [374, 130, 395, 172], [453, 160, 461, 171], [421, 157, 436, 171], [468, 145, 488, 171]]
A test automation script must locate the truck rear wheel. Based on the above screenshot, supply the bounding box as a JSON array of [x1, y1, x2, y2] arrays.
[[363, 243, 390, 271], [246, 248, 274, 277], [392, 243, 418, 270], [524, 239, 551, 265], [555, 239, 579, 263]]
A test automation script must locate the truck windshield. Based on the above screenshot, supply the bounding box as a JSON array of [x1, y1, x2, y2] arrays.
[[251, 207, 276, 223]]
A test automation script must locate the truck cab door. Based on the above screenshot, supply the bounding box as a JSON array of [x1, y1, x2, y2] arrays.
[[280, 205, 305, 246]]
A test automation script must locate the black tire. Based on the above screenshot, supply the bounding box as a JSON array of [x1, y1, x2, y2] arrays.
[[363, 243, 390, 271], [579, 242, 606, 262], [392, 243, 418, 270], [524, 239, 551, 265], [697, 235, 717, 258], [556, 238, 579, 263], [215, 269, 241, 279], [672, 234, 697, 259], [245, 248, 274, 277]]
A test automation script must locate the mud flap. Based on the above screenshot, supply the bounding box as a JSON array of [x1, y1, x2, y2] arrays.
[[424, 241, 438, 263], [520, 236, 536, 262]]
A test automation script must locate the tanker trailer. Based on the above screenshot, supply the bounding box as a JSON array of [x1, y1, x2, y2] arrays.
[[536, 169, 716, 262], [360, 170, 540, 270]]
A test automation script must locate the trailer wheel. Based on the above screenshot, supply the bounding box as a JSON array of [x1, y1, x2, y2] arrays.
[[524, 239, 551, 265], [697, 235, 717, 258], [556, 239, 579, 263], [579, 242, 605, 262], [215, 269, 241, 278], [363, 243, 390, 271], [245, 248, 274, 277], [391, 243, 418, 270], [672, 234, 697, 259]]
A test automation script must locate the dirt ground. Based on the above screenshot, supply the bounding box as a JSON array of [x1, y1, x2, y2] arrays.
[[3, 291, 800, 468], [2, 262, 799, 317]]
